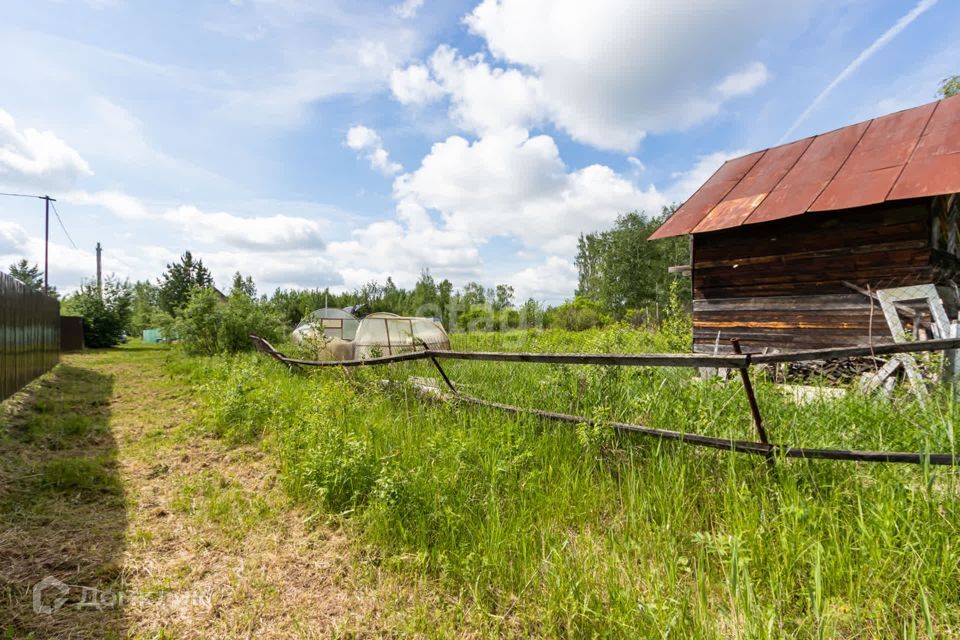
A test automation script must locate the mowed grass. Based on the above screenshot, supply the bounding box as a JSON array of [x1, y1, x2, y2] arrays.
[[4, 343, 409, 639], [178, 326, 960, 638]]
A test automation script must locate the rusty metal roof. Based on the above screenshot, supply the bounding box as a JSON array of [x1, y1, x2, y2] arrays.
[[649, 94, 960, 239]]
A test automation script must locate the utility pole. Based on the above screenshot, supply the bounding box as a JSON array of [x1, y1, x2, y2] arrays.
[[0, 193, 59, 295], [42, 195, 55, 294], [96, 242, 103, 298]]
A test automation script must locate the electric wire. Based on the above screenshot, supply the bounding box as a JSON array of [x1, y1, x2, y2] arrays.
[[0, 191, 44, 199], [49, 201, 77, 249]]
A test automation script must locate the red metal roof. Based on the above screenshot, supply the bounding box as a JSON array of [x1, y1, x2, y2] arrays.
[[649, 94, 960, 239]]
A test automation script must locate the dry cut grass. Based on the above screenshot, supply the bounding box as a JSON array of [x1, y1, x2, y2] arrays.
[[0, 344, 449, 639]]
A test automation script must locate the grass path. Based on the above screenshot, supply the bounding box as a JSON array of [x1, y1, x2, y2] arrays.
[[0, 345, 429, 639]]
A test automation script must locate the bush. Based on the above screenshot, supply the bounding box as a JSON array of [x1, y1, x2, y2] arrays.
[[60, 276, 133, 347], [455, 304, 522, 332], [170, 287, 285, 355], [546, 296, 610, 331]]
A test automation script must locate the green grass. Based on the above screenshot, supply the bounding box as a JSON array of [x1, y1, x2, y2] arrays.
[[171, 471, 275, 540], [177, 326, 960, 638], [40, 456, 121, 493]]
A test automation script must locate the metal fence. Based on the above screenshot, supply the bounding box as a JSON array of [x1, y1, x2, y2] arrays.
[[1, 272, 60, 401], [250, 333, 960, 467]]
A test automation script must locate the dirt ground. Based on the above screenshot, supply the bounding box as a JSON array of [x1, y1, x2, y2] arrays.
[[0, 345, 442, 639]]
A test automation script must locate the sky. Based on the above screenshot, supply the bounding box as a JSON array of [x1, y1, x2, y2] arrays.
[[0, 0, 957, 303]]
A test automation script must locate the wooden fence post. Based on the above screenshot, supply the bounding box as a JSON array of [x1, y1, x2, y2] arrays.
[[946, 322, 960, 399]]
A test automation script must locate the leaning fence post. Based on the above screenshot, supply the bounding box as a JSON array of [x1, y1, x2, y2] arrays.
[[730, 338, 774, 466], [429, 354, 458, 396], [946, 322, 960, 399]]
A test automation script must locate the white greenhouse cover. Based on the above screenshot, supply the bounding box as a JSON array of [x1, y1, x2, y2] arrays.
[[291, 307, 360, 343], [291, 309, 450, 360], [354, 313, 451, 359]]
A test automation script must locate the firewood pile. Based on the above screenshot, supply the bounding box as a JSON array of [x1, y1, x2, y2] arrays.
[[763, 355, 942, 385]]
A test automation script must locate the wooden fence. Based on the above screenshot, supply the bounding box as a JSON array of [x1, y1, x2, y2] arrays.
[[1, 272, 60, 401]]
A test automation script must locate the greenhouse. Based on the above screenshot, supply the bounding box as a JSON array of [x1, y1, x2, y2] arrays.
[[353, 312, 451, 359], [291, 307, 360, 344], [291, 309, 450, 361]]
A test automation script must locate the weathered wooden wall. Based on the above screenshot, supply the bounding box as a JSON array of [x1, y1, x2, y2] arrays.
[[692, 199, 951, 353]]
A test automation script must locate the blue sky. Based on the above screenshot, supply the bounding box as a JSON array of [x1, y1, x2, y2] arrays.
[[0, 0, 956, 302]]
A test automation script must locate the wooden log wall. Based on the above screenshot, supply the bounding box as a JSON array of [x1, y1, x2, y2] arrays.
[[691, 200, 951, 353]]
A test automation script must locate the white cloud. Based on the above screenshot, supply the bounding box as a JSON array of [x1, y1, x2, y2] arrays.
[[0, 109, 92, 190], [395, 127, 666, 253], [345, 125, 402, 175], [163, 205, 328, 252], [427, 45, 545, 134], [208, 3, 424, 128], [197, 248, 344, 291], [0, 221, 103, 291], [716, 62, 771, 99], [390, 64, 445, 105], [390, 45, 545, 134], [2, 208, 341, 293], [0, 221, 30, 255], [61, 190, 151, 219], [668, 149, 748, 202], [326, 125, 682, 295], [452, 0, 798, 151], [509, 255, 578, 303], [326, 213, 483, 289], [393, 0, 424, 19]]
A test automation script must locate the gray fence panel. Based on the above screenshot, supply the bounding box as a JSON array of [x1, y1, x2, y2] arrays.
[[1, 272, 60, 401]]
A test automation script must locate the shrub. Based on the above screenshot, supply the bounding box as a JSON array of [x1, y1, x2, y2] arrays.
[[60, 276, 133, 348], [546, 296, 610, 331], [656, 279, 692, 351], [170, 287, 285, 355]]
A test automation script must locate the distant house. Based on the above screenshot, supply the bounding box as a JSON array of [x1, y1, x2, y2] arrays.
[[649, 95, 960, 353]]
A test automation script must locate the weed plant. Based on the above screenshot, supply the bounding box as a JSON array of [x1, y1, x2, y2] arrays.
[[177, 325, 960, 637]]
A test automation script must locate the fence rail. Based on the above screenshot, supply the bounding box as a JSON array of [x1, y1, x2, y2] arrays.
[[252, 334, 960, 369], [1, 272, 60, 401], [249, 334, 960, 467]]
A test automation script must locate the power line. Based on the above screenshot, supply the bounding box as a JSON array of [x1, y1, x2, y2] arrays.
[[0, 191, 61, 295], [50, 201, 77, 249], [0, 191, 45, 199]]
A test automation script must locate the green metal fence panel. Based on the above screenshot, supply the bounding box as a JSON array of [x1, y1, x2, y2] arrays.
[[142, 328, 164, 343], [1, 272, 60, 401]]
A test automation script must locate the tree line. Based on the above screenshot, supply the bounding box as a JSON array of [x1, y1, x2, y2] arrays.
[[4, 204, 691, 352]]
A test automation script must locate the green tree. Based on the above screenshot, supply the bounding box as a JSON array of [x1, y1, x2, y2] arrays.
[[407, 269, 439, 316], [379, 277, 407, 314], [519, 297, 544, 327], [157, 251, 214, 315], [7, 259, 57, 297], [61, 276, 133, 347], [437, 278, 453, 328], [574, 233, 605, 302], [171, 284, 284, 355], [461, 282, 486, 306], [575, 207, 689, 319], [493, 284, 514, 311], [129, 280, 167, 334], [230, 271, 257, 298], [938, 75, 960, 99]]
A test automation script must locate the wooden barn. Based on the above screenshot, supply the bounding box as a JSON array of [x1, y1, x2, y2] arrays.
[[649, 94, 960, 354]]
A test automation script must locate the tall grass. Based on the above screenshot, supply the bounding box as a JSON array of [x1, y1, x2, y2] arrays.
[[176, 326, 960, 637]]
